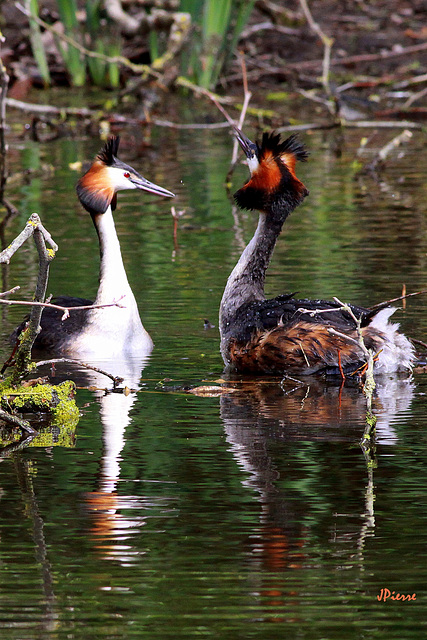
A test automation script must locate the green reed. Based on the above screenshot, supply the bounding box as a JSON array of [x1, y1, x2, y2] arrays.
[[27, 0, 51, 86], [55, 0, 86, 86], [27, 0, 255, 90], [85, 0, 121, 88], [180, 0, 256, 88], [28, 0, 120, 87]]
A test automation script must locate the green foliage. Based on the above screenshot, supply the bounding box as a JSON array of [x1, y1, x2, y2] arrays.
[[55, 0, 86, 86], [27, 0, 51, 86], [85, 0, 121, 89], [28, 0, 121, 87], [0, 378, 79, 430], [179, 0, 256, 89], [27, 0, 254, 89]]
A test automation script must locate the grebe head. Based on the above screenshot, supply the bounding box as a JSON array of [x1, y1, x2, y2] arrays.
[[76, 136, 174, 215], [233, 128, 309, 222]]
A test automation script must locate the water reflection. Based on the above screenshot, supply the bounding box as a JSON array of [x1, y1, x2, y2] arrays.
[[41, 351, 165, 565], [81, 355, 148, 562], [221, 375, 415, 446], [219, 375, 415, 615], [0, 125, 426, 637], [12, 456, 59, 633]]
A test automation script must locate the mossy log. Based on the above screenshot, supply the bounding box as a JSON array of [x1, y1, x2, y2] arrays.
[[0, 378, 79, 426]]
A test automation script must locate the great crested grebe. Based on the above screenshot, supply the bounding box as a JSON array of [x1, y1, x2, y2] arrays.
[[29, 136, 174, 358], [219, 128, 414, 376]]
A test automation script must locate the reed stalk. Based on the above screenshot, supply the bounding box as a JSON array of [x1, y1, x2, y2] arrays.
[[180, 0, 256, 89]]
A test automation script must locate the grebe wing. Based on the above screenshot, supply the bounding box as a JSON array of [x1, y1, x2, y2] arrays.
[[225, 295, 383, 375], [228, 319, 373, 375], [229, 295, 371, 345]]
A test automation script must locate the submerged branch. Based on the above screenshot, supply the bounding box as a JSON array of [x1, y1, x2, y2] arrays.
[[363, 129, 413, 172]]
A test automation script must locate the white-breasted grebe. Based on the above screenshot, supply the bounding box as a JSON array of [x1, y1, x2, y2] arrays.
[[27, 136, 174, 358]]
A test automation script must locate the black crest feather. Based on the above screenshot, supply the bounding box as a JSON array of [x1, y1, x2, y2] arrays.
[[258, 132, 309, 162], [97, 136, 120, 166], [233, 129, 309, 216]]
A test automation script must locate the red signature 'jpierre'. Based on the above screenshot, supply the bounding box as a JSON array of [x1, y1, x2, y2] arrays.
[[377, 589, 416, 602]]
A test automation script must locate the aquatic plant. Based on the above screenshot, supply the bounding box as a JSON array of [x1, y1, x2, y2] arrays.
[[55, 0, 86, 86], [27, 0, 51, 86], [25, 0, 255, 90], [26, 0, 121, 87], [180, 0, 256, 88]]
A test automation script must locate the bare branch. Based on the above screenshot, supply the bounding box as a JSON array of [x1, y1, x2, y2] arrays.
[[377, 130, 413, 162], [363, 129, 413, 173], [0, 213, 56, 382], [403, 86, 427, 109], [395, 73, 427, 89], [5, 97, 93, 117], [275, 120, 423, 133], [0, 213, 45, 264], [0, 295, 126, 320], [296, 305, 343, 317], [227, 56, 252, 166], [34, 358, 124, 388], [288, 41, 427, 71], [341, 120, 422, 130], [298, 0, 333, 97], [174, 76, 234, 103], [240, 21, 301, 39], [0, 285, 20, 297], [104, 0, 145, 34], [151, 119, 231, 130], [368, 289, 427, 311], [332, 296, 376, 400], [0, 40, 9, 200], [326, 327, 359, 347]]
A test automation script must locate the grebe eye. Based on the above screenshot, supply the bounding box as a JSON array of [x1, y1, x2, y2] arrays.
[[124, 172, 131, 178]]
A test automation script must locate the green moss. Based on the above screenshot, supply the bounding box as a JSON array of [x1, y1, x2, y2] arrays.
[[52, 380, 80, 428], [0, 423, 76, 448], [0, 379, 79, 427], [0, 376, 14, 394], [266, 91, 291, 102], [10, 325, 35, 385]]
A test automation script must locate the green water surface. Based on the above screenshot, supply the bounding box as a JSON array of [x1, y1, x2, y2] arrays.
[[0, 119, 426, 639]]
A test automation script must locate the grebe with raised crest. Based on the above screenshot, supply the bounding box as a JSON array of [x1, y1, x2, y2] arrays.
[[219, 128, 414, 376]]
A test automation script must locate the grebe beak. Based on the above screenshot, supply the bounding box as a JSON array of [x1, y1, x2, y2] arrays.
[[233, 126, 256, 158], [131, 172, 175, 198]]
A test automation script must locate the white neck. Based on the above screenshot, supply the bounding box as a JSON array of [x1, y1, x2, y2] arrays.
[[68, 205, 153, 358], [94, 206, 133, 306]]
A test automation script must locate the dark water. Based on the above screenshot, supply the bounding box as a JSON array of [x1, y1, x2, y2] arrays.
[[0, 118, 427, 639]]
